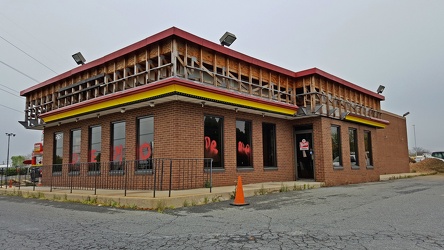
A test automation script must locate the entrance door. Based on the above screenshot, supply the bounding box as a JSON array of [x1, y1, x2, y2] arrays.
[[295, 131, 314, 179]]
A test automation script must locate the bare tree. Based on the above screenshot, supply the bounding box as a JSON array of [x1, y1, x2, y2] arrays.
[[410, 147, 430, 156]]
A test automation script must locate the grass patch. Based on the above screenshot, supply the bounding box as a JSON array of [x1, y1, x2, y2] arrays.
[[211, 195, 222, 203], [258, 184, 268, 195], [81, 196, 98, 205], [155, 200, 170, 213], [183, 199, 190, 207], [203, 197, 209, 204], [279, 183, 289, 193]]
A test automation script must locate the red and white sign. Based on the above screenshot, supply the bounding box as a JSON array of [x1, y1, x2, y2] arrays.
[[299, 139, 309, 150]]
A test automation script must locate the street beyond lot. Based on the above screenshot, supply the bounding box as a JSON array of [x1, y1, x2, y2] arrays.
[[1, 175, 443, 249]]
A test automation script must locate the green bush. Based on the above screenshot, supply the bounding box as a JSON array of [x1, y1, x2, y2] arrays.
[[3, 167, 28, 176]]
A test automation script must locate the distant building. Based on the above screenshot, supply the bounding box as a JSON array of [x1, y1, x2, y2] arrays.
[[19, 27, 409, 188]]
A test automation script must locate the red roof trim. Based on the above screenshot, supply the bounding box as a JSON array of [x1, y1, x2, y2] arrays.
[[347, 112, 390, 125], [295, 68, 385, 100], [39, 77, 297, 118]]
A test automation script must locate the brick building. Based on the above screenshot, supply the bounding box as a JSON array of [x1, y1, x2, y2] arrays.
[[19, 27, 409, 189]]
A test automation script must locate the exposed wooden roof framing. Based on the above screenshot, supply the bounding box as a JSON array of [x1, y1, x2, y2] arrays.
[[20, 27, 388, 129]]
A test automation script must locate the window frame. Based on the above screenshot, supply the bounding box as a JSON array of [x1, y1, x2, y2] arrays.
[[53, 132, 64, 174], [69, 129, 81, 174], [236, 119, 253, 169], [110, 121, 126, 172], [136, 116, 154, 172], [364, 130, 373, 168], [348, 128, 359, 169], [262, 122, 277, 168], [204, 115, 224, 169], [88, 125, 102, 172], [331, 125, 342, 169]]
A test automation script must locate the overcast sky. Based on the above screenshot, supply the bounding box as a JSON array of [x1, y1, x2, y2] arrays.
[[0, 0, 443, 163]]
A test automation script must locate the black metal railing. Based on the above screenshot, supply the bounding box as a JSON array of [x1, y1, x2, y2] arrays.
[[43, 158, 212, 197]]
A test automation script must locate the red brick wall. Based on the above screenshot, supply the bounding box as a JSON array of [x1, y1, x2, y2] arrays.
[[41, 102, 409, 188], [42, 101, 296, 187], [313, 117, 381, 186], [374, 111, 410, 175]]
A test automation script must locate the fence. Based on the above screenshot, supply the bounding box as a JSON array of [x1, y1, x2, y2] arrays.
[[2, 158, 213, 198]]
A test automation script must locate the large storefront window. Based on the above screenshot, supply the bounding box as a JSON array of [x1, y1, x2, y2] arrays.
[[204, 115, 223, 168], [69, 129, 81, 173], [111, 121, 126, 170], [53, 132, 63, 173], [263, 123, 276, 168], [349, 128, 358, 167], [70, 129, 81, 164], [137, 117, 154, 170], [364, 130, 373, 167], [236, 120, 252, 168], [89, 126, 101, 171], [332, 125, 342, 168]]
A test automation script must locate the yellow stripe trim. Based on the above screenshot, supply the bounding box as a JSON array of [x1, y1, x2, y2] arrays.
[[43, 84, 296, 122], [175, 85, 295, 115], [345, 115, 386, 128]]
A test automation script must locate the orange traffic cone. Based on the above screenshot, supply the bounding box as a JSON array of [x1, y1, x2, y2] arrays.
[[230, 176, 249, 206]]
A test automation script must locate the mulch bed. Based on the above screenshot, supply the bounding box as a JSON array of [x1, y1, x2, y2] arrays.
[[410, 158, 444, 173]]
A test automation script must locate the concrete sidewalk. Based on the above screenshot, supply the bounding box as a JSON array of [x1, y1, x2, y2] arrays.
[[0, 180, 323, 210], [0, 172, 427, 210]]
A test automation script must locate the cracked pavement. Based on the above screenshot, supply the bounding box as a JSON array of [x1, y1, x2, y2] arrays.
[[1, 175, 444, 249]]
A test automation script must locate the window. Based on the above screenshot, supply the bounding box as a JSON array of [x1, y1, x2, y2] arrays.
[[53, 132, 63, 173], [111, 121, 126, 171], [262, 123, 276, 168], [88, 126, 101, 172], [204, 115, 223, 168], [137, 117, 154, 170], [349, 128, 358, 167], [69, 129, 81, 173], [70, 129, 81, 164], [364, 131, 373, 167], [236, 120, 252, 168], [331, 125, 342, 168]]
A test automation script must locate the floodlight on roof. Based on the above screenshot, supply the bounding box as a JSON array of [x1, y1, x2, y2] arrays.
[[72, 52, 86, 65], [219, 32, 237, 47], [377, 85, 385, 94]]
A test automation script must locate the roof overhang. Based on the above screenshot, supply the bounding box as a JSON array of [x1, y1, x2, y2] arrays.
[[39, 77, 298, 124], [342, 112, 389, 128], [295, 68, 385, 101]]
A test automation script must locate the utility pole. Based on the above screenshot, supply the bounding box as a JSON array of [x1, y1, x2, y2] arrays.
[[412, 125, 417, 157], [5, 133, 15, 189]]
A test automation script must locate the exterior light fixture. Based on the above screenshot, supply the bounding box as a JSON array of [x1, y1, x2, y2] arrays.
[[377, 85, 385, 94], [403, 112, 410, 117], [97, 113, 100, 118], [72, 52, 86, 65], [58, 122, 61, 126], [340, 111, 350, 120], [201, 101, 205, 107], [219, 32, 237, 47], [121, 108, 126, 113], [234, 108, 238, 113], [149, 102, 155, 108]]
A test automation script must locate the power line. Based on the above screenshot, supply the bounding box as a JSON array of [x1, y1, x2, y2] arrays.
[[0, 35, 58, 74], [0, 86, 22, 99], [0, 103, 23, 113], [0, 60, 39, 83], [0, 83, 19, 93]]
